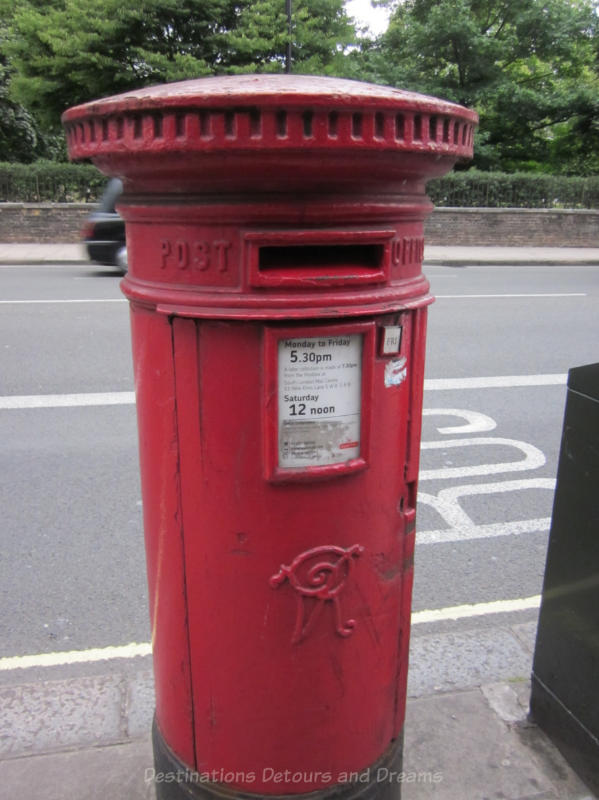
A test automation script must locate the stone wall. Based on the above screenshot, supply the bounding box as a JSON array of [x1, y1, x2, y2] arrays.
[[0, 203, 598, 247], [0, 203, 90, 243], [424, 207, 599, 247]]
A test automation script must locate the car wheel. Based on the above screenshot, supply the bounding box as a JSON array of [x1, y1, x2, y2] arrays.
[[116, 246, 128, 274]]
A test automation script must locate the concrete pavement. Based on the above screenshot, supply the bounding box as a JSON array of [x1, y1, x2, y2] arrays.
[[0, 243, 88, 264], [423, 245, 599, 266], [0, 242, 598, 266], [0, 656, 595, 800]]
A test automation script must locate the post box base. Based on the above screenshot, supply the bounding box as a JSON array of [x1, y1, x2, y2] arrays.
[[152, 717, 404, 800]]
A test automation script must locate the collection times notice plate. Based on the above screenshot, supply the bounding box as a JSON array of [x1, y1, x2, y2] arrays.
[[278, 334, 363, 468]]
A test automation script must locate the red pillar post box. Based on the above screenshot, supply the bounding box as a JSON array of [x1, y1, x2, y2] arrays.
[[63, 76, 476, 800]]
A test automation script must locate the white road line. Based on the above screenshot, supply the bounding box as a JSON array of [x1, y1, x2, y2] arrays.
[[0, 595, 541, 671], [423, 408, 497, 434], [0, 374, 568, 410], [0, 298, 125, 304], [412, 595, 541, 624], [0, 642, 152, 671], [419, 436, 545, 480], [417, 479, 556, 544], [0, 392, 135, 409], [424, 374, 566, 390], [0, 268, 86, 279], [417, 517, 551, 545], [435, 293, 586, 299]]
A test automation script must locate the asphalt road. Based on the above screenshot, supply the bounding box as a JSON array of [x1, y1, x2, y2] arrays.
[[0, 262, 597, 664]]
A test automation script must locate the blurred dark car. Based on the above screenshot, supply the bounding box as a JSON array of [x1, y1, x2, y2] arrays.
[[81, 178, 127, 273]]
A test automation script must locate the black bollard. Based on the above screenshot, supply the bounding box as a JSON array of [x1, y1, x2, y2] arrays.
[[530, 363, 599, 795]]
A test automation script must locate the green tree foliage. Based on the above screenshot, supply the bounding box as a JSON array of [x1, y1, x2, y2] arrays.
[[355, 0, 599, 173], [0, 6, 45, 162], [0, 56, 42, 162], [3, 0, 240, 129], [2, 0, 598, 175], [3, 0, 355, 133], [227, 0, 355, 74]]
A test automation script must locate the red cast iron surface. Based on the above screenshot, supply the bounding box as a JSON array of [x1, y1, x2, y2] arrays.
[[62, 74, 476, 193], [63, 75, 476, 319], [63, 76, 475, 792]]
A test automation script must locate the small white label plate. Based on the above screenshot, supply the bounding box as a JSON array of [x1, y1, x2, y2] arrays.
[[382, 326, 402, 355], [278, 335, 363, 468]]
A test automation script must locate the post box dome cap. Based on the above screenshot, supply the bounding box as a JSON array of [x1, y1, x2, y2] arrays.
[[63, 75, 477, 192], [62, 74, 477, 120]]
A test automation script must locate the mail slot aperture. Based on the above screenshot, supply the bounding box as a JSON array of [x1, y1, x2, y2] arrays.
[[247, 230, 393, 287], [259, 243, 383, 270]]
